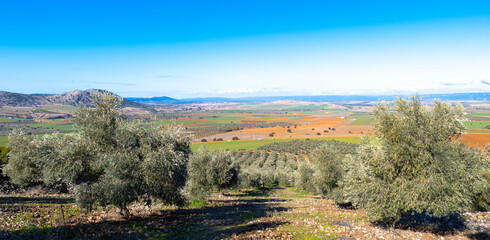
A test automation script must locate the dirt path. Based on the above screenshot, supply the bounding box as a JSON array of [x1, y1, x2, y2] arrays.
[[1, 188, 489, 239], [226, 188, 489, 240]]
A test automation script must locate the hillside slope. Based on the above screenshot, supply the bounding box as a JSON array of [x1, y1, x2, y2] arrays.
[[0, 89, 146, 108]]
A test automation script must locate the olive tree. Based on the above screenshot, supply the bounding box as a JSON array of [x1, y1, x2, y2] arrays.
[[310, 144, 344, 200], [473, 144, 490, 211], [342, 96, 488, 224], [0, 146, 11, 180], [187, 146, 239, 200], [295, 162, 316, 193], [4, 93, 191, 217], [76, 94, 191, 216]]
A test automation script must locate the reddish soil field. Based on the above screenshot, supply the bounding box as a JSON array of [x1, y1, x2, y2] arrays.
[[460, 133, 490, 147], [205, 117, 374, 141]]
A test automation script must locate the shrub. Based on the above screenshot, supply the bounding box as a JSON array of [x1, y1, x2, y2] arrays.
[[240, 168, 261, 188], [201, 139, 207, 142], [258, 139, 357, 156], [310, 144, 344, 199], [0, 146, 11, 180], [342, 96, 488, 225], [472, 145, 490, 211], [0, 146, 11, 165], [187, 146, 239, 200], [295, 163, 316, 193], [472, 171, 490, 211], [242, 150, 261, 166], [260, 169, 275, 186], [255, 151, 269, 168], [286, 154, 298, 170], [276, 153, 286, 169], [3, 130, 43, 184], [232, 136, 239, 140], [262, 151, 277, 170], [275, 161, 294, 187]]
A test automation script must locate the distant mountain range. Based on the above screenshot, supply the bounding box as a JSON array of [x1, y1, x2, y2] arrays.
[[2, 90, 488, 107], [0, 89, 146, 108], [126, 96, 178, 103], [129, 92, 489, 104]]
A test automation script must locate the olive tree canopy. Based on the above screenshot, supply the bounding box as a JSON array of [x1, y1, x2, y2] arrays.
[[342, 96, 487, 224], [4, 93, 191, 217]]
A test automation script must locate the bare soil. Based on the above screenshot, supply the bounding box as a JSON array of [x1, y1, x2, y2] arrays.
[[1, 187, 488, 240]]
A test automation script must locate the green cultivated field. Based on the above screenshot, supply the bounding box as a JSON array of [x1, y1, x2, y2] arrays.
[[28, 122, 76, 131], [463, 121, 490, 129], [0, 117, 21, 123], [156, 113, 252, 127], [470, 112, 490, 116], [349, 115, 374, 125], [191, 137, 360, 151], [0, 136, 8, 146]]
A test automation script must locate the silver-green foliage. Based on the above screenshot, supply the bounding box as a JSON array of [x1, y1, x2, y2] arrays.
[[187, 146, 239, 200], [310, 144, 344, 200], [3, 130, 43, 185], [76, 94, 192, 213], [342, 96, 488, 223], [295, 162, 317, 193], [4, 93, 191, 215], [286, 154, 298, 170], [274, 153, 292, 186], [260, 152, 277, 186], [3, 130, 94, 185]]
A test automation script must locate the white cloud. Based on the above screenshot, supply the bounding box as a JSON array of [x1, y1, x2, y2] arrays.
[[481, 77, 490, 85], [436, 78, 475, 86]]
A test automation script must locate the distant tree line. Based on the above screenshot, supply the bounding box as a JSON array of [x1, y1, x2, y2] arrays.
[[257, 139, 357, 156]]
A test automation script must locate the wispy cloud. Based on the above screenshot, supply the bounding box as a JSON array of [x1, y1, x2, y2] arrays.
[[481, 79, 490, 85], [438, 81, 470, 86], [434, 78, 482, 87]]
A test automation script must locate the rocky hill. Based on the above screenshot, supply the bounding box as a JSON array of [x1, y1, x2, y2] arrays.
[[0, 92, 46, 107], [0, 89, 147, 108]]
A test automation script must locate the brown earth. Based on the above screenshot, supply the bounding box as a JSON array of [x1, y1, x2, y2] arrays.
[[460, 133, 490, 147], [2, 188, 487, 239], [203, 117, 373, 141]]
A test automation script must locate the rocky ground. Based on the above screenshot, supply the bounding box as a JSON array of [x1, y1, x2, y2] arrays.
[[0, 186, 488, 239]]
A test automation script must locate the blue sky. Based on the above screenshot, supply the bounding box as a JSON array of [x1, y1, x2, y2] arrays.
[[0, 0, 489, 98]]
